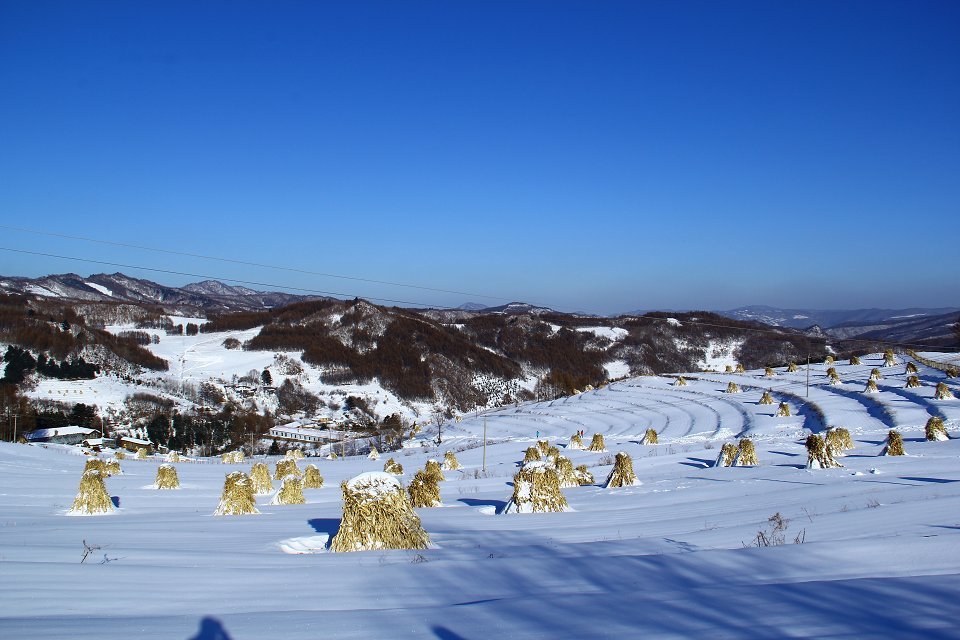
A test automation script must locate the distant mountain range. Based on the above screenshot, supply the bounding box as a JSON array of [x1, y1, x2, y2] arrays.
[[2, 272, 956, 347], [0, 272, 314, 312], [719, 305, 959, 329], [718, 305, 960, 347]]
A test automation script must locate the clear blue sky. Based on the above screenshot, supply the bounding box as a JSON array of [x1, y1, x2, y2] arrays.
[[1, 1, 957, 314]]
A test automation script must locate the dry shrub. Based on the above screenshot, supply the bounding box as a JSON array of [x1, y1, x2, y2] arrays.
[[167, 451, 181, 463], [906, 362, 918, 374], [275, 458, 302, 480], [303, 464, 324, 488], [250, 462, 274, 495], [68, 470, 114, 515], [849, 355, 861, 365], [408, 470, 441, 508], [368, 446, 380, 461], [805, 434, 842, 469], [776, 402, 791, 417], [870, 368, 883, 381], [826, 367, 838, 377], [725, 365, 734, 373], [787, 362, 798, 373], [715, 443, 737, 467], [828, 372, 841, 385], [733, 439, 758, 466], [424, 459, 445, 483], [826, 427, 854, 456], [523, 446, 542, 463], [502, 461, 570, 513], [674, 376, 687, 386], [865, 379, 879, 393], [759, 391, 774, 405], [947, 368, 958, 378], [286, 449, 305, 460], [214, 471, 259, 516], [442, 451, 462, 470], [136, 447, 148, 460], [553, 455, 579, 488], [935, 382, 955, 400], [825, 356, 835, 365], [587, 433, 607, 452], [154, 464, 180, 489], [905, 375, 921, 389], [884, 350, 896, 367], [383, 458, 404, 475], [115, 451, 126, 460], [726, 382, 741, 394], [881, 430, 905, 456], [925, 417, 949, 441], [642, 428, 658, 445], [104, 458, 122, 476], [271, 475, 306, 505], [330, 472, 430, 551], [567, 433, 585, 450], [603, 452, 641, 488], [735, 363, 745, 373], [574, 464, 595, 485], [764, 367, 775, 378], [536, 440, 550, 455]]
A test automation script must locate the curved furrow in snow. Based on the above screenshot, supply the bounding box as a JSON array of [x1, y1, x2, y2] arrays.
[[808, 383, 898, 430], [588, 394, 679, 437], [611, 380, 747, 441], [869, 383, 940, 427], [578, 389, 675, 433], [600, 386, 712, 440], [756, 384, 893, 433], [692, 373, 885, 436]]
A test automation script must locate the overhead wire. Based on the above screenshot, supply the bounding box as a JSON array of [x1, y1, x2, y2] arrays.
[[0, 246, 465, 309], [2, 240, 956, 426], [0, 223, 506, 301], [1, 234, 957, 354]]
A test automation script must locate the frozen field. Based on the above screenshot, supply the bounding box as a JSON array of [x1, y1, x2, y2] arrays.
[[2, 353, 960, 638]]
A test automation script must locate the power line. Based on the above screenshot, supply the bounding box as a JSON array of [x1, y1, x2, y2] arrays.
[[0, 246, 460, 309], [0, 223, 505, 301], [1, 243, 956, 354]]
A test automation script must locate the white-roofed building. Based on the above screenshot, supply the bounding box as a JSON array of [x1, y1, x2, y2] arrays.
[[268, 421, 335, 445], [25, 425, 99, 445]]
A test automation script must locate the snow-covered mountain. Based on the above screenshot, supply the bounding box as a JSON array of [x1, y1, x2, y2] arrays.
[[719, 305, 960, 346], [478, 301, 557, 315], [720, 305, 960, 330], [0, 272, 314, 311], [180, 280, 260, 297]]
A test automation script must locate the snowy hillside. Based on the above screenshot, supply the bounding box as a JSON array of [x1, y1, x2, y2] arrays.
[[2, 353, 959, 638]]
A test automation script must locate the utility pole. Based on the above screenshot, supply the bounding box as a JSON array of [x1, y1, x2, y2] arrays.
[[482, 416, 487, 472]]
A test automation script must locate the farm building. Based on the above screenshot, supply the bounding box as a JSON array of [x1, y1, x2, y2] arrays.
[[25, 425, 100, 446]]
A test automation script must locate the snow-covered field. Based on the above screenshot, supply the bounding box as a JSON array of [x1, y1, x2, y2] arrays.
[[3, 354, 960, 638]]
